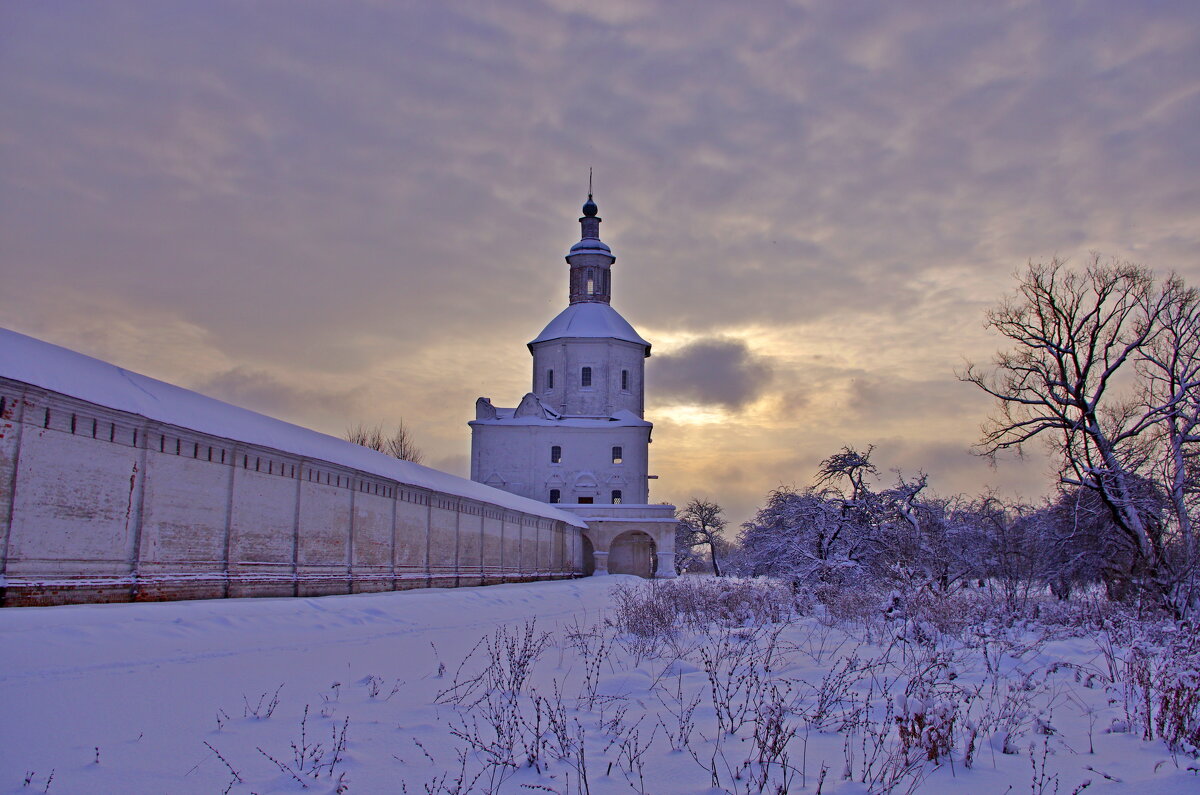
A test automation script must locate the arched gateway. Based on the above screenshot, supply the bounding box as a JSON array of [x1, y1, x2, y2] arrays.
[[469, 192, 676, 577]]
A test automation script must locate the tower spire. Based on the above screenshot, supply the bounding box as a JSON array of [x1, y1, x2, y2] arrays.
[[567, 182, 614, 304]]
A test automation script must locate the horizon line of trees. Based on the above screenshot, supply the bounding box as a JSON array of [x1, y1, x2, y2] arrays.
[[345, 420, 424, 464]]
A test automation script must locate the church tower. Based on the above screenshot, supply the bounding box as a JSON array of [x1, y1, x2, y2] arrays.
[[470, 192, 653, 506]]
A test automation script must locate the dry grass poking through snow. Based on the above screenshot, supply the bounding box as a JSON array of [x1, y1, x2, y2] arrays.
[[5, 576, 1200, 794], [398, 577, 1200, 794]]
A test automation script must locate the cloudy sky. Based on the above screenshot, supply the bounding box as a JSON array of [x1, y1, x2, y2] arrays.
[[3, 1, 1198, 526]]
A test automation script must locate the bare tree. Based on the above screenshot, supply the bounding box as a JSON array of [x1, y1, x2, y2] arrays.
[[816, 445, 878, 503], [961, 256, 1179, 597], [345, 420, 425, 465], [673, 520, 706, 574], [677, 499, 728, 577], [738, 485, 865, 584], [1137, 278, 1200, 592]]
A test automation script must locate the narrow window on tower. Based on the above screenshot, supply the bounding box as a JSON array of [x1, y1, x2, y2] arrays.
[[611, 490, 623, 504], [621, 370, 629, 391], [612, 446, 623, 464], [547, 369, 554, 390], [549, 489, 561, 504], [587, 268, 595, 295], [581, 367, 592, 387], [550, 445, 562, 464]]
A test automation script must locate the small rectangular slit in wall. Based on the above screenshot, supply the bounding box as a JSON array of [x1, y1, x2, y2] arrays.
[[268, 461, 273, 475], [193, 442, 199, 458], [94, 419, 99, 439], [221, 449, 226, 464], [70, 413, 77, 434], [255, 457, 260, 472], [243, 455, 249, 469], [132, 429, 137, 446], [110, 424, 115, 442], [44, 408, 50, 428], [176, 439, 181, 455], [0, 397, 6, 417], [159, 434, 164, 451], [207, 447, 212, 462]]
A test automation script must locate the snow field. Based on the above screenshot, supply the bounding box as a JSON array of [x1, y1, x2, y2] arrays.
[[1, 576, 1197, 794]]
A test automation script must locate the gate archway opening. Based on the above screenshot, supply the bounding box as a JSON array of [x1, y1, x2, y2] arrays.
[[608, 530, 655, 578]]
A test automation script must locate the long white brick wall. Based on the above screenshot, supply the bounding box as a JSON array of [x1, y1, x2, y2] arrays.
[[0, 369, 585, 607]]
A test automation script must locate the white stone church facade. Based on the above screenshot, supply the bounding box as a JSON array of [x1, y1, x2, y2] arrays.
[[470, 194, 676, 578]]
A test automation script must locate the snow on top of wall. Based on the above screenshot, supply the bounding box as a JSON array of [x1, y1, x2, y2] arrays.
[[528, 303, 651, 353], [0, 327, 587, 528]]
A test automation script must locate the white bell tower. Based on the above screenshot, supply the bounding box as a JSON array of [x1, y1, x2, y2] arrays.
[[471, 191, 652, 505], [469, 188, 675, 578]]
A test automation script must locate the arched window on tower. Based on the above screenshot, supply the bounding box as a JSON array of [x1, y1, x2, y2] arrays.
[[587, 268, 595, 295], [547, 369, 554, 390], [621, 370, 629, 391]]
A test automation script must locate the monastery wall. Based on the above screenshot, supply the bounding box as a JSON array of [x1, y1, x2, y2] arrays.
[[0, 376, 583, 607]]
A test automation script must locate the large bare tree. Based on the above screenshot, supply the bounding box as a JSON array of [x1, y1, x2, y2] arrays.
[[961, 256, 1190, 599]]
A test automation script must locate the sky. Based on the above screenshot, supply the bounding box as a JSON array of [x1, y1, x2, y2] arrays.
[[2, 1, 1199, 528]]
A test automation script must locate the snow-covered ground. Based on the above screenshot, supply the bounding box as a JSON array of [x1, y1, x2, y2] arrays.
[[1, 577, 1196, 794]]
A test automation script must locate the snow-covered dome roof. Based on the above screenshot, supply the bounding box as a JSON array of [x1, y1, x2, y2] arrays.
[[568, 238, 612, 257], [528, 302, 651, 355]]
